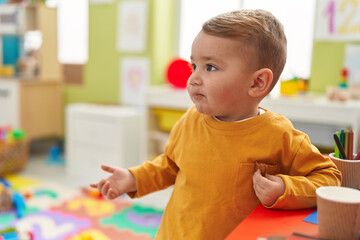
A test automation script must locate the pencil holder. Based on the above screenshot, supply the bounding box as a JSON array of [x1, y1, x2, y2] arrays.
[[329, 153, 360, 189]]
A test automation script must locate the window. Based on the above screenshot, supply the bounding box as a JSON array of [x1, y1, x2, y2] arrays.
[[178, 0, 316, 95], [178, 0, 241, 60], [242, 0, 316, 80], [57, 0, 88, 64]]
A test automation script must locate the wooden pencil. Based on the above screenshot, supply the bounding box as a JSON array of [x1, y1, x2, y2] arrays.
[[334, 134, 347, 159], [344, 128, 349, 159], [348, 129, 353, 160]]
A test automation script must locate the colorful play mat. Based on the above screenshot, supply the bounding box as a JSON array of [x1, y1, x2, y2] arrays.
[[0, 174, 163, 240]]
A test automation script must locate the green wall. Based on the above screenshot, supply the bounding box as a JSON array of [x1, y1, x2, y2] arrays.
[[309, 41, 360, 93], [309, 2, 360, 93], [65, 0, 178, 105], [309, 42, 345, 93], [151, 0, 178, 86]]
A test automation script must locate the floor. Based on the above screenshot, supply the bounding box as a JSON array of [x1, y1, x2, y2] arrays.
[[20, 140, 173, 210]]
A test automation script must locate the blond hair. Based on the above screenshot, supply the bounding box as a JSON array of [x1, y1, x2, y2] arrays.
[[202, 9, 287, 91]]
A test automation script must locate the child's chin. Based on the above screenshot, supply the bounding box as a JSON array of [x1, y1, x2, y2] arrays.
[[194, 105, 204, 113], [194, 105, 210, 115]]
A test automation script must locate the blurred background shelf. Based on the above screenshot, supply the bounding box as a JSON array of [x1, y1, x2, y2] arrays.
[[144, 86, 360, 159]]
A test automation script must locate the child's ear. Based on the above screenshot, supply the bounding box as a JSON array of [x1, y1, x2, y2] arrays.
[[248, 68, 273, 97]]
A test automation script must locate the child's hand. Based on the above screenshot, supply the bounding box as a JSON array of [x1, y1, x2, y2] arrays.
[[252, 169, 285, 207], [90, 165, 137, 200]]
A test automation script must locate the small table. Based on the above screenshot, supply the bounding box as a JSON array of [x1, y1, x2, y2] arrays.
[[226, 205, 318, 239]]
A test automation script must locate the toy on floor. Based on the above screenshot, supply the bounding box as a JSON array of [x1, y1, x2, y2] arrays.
[[0, 127, 26, 144], [12, 193, 25, 218], [0, 127, 28, 176], [0, 227, 33, 240], [81, 187, 103, 199], [0, 174, 162, 240], [0, 183, 12, 212], [0, 179, 26, 218], [47, 145, 65, 166]]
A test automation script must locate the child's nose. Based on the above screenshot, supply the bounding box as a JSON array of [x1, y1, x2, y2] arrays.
[[188, 73, 202, 85]]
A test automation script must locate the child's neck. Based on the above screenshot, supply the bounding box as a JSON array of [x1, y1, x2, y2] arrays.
[[214, 107, 261, 122]]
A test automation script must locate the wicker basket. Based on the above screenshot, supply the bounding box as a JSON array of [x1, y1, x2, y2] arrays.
[[0, 141, 28, 176]]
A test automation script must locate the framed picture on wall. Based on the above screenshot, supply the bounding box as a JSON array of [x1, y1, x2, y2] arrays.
[[120, 57, 150, 105], [117, 1, 148, 52], [315, 0, 360, 41]]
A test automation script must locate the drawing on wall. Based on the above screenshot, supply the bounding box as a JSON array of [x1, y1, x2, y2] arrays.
[[344, 44, 360, 86], [316, 0, 360, 41], [120, 57, 150, 105], [117, 1, 148, 52]]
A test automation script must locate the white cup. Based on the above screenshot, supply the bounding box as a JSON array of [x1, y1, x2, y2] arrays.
[[316, 186, 360, 240]]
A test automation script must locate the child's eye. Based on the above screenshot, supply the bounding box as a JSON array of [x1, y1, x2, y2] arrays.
[[206, 64, 217, 71], [191, 64, 196, 72]]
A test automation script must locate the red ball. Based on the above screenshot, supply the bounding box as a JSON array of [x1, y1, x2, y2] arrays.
[[166, 58, 192, 89]]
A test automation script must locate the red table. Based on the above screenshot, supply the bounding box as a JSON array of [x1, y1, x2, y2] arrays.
[[226, 205, 319, 239]]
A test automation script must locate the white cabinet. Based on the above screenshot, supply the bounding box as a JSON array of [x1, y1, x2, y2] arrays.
[[0, 80, 19, 127], [66, 104, 144, 183]]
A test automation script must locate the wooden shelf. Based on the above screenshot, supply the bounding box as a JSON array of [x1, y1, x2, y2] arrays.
[[0, 79, 64, 141]]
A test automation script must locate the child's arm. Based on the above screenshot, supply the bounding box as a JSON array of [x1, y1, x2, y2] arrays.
[[253, 135, 341, 209], [90, 165, 137, 200], [127, 154, 179, 198], [271, 160, 341, 209]]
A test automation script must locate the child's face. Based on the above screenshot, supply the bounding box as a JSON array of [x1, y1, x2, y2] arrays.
[[187, 30, 258, 122]]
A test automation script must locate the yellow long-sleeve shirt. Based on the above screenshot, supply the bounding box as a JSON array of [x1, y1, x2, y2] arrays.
[[128, 106, 341, 240]]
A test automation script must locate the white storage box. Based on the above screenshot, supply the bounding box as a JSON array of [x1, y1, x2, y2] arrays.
[[66, 104, 144, 183], [0, 80, 19, 127]]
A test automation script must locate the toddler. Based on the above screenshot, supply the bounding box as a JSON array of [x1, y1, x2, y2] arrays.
[[91, 9, 341, 240]]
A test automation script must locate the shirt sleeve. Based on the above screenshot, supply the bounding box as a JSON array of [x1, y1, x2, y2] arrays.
[[267, 135, 342, 209], [126, 109, 188, 199], [127, 153, 179, 198]]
